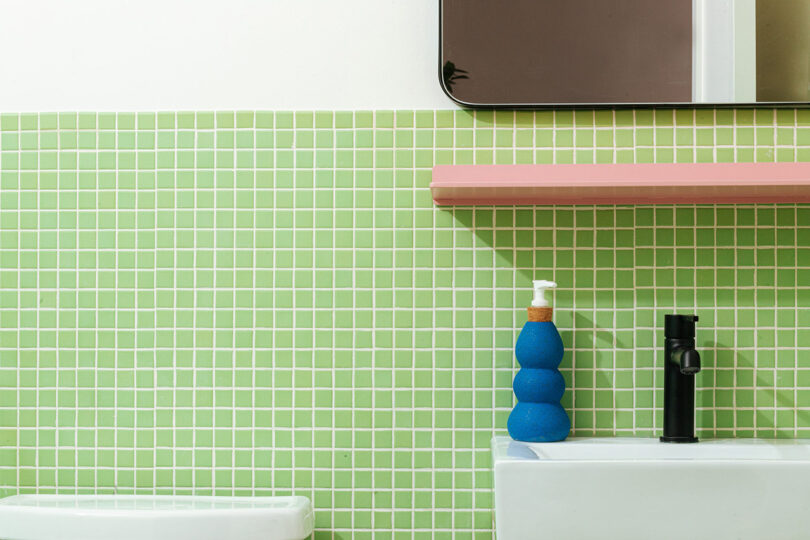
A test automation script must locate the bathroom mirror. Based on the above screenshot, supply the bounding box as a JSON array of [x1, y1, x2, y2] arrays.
[[440, 0, 810, 107]]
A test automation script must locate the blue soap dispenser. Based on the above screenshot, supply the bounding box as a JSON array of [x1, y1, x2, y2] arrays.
[[507, 280, 570, 442]]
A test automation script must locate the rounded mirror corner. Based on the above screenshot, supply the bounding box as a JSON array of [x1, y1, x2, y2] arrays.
[[439, 59, 483, 108]]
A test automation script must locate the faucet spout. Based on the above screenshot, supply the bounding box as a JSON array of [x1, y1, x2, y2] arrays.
[[678, 348, 701, 374], [671, 346, 701, 374], [661, 315, 701, 443]]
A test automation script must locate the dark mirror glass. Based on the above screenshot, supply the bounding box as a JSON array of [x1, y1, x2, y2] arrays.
[[441, 0, 810, 107]]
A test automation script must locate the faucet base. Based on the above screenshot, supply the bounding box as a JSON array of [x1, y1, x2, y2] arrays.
[[660, 435, 698, 443]]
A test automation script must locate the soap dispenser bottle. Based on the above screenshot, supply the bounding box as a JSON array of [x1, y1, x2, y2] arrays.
[[507, 280, 570, 442]]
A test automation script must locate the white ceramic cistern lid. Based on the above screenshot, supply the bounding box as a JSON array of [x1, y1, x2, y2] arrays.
[[0, 495, 314, 540]]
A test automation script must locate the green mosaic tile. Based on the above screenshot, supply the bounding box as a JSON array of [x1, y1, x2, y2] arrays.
[[0, 109, 809, 540]]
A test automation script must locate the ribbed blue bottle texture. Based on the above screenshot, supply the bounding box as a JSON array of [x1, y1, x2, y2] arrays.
[[507, 319, 570, 442]]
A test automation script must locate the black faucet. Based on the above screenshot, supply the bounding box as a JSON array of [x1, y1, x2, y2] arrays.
[[660, 314, 701, 443]]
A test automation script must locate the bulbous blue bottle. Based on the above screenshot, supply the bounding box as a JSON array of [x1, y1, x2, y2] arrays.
[[507, 280, 570, 442]]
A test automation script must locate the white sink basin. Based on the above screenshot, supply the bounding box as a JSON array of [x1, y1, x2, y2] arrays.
[[493, 436, 810, 540]]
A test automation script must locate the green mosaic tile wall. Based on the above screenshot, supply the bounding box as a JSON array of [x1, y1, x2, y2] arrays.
[[0, 109, 809, 539]]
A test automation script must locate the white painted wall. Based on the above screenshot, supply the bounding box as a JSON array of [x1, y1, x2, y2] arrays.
[[0, 0, 452, 110]]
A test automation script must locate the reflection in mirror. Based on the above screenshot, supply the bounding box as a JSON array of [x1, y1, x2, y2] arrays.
[[757, 0, 810, 102], [441, 0, 810, 106]]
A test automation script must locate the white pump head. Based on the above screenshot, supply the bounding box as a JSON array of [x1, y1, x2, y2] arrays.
[[531, 280, 557, 307]]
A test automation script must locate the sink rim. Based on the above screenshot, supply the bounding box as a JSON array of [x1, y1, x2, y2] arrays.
[[493, 435, 810, 463]]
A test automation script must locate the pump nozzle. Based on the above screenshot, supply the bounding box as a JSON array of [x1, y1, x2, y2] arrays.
[[531, 280, 557, 307]]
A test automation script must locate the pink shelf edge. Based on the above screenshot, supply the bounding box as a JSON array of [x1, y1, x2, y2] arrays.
[[430, 163, 810, 205]]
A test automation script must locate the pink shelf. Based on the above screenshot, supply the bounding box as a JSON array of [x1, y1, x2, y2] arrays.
[[431, 163, 810, 205]]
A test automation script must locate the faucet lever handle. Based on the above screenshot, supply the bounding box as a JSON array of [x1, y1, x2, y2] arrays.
[[680, 349, 701, 374]]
